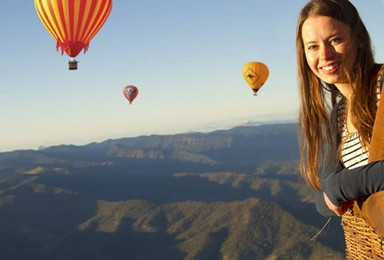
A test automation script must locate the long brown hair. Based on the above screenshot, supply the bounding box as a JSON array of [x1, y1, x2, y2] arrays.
[[296, 0, 377, 189]]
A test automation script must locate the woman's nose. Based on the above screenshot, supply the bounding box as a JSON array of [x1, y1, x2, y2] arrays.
[[319, 44, 334, 61]]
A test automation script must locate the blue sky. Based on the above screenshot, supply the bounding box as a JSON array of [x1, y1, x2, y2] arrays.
[[1, 0, 384, 152]]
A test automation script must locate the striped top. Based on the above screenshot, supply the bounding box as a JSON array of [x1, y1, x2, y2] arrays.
[[339, 80, 382, 169]]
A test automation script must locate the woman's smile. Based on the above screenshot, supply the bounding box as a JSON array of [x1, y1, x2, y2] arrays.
[[319, 62, 342, 75]]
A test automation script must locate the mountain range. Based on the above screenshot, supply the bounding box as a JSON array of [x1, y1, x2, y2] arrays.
[[0, 123, 345, 259]]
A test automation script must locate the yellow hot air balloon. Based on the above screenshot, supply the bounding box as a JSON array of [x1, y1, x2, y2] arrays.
[[242, 61, 269, 95]]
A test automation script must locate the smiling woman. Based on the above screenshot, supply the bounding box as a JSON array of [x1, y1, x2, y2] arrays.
[[296, 0, 384, 258], [302, 15, 358, 98]]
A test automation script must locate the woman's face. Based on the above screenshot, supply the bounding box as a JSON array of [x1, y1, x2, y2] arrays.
[[302, 15, 358, 86]]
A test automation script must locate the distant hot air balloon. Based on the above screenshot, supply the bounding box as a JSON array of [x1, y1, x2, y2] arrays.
[[34, 0, 113, 70], [123, 85, 139, 104], [242, 62, 269, 95]]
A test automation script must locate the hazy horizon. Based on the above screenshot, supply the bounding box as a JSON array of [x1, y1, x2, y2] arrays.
[[2, 113, 298, 152]]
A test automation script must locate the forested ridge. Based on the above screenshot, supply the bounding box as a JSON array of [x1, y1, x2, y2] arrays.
[[0, 123, 345, 259]]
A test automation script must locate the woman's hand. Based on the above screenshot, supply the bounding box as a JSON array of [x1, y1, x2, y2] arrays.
[[324, 192, 354, 216]]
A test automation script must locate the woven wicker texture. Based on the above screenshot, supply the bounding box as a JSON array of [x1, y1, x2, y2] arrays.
[[342, 209, 384, 259]]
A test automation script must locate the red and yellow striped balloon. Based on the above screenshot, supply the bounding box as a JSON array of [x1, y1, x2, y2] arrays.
[[35, 0, 112, 58]]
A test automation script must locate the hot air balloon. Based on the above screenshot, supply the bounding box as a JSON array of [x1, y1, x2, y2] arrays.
[[34, 0, 113, 70], [242, 61, 269, 95], [123, 85, 139, 104]]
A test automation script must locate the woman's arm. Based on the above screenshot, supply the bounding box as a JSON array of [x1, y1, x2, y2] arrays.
[[322, 160, 384, 207], [314, 154, 345, 216], [313, 103, 344, 216], [313, 125, 344, 217]]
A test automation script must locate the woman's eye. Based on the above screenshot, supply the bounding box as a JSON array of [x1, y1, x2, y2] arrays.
[[307, 45, 318, 51], [331, 38, 342, 44]]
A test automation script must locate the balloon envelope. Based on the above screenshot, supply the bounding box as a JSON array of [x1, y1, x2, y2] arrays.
[[123, 85, 139, 104], [34, 0, 112, 58], [242, 62, 269, 95]]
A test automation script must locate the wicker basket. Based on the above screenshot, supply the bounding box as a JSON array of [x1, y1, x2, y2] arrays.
[[339, 65, 384, 259], [341, 206, 384, 259]]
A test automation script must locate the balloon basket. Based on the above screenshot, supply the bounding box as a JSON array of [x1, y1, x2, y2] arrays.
[[68, 60, 78, 70]]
